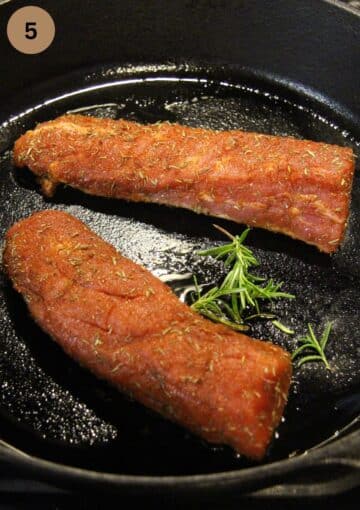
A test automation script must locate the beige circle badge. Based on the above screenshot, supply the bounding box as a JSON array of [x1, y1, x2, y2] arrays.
[[7, 6, 55, 54]]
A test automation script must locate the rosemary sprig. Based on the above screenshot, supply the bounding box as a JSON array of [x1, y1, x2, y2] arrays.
[[291, 322, 333, 369], [191, 225, 295, 331], [192, 275, 249, 331]]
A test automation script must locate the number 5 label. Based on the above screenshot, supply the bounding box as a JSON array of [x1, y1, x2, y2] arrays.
[[25, 22, 38, 40], [7, 6, 55, 54]]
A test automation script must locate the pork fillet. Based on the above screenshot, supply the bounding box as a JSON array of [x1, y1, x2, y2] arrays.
[[3, 210, 292, 460], [13, 115, 355, 253]]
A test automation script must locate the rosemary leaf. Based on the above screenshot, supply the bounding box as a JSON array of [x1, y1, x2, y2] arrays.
[[272, 320, 294, 335], [191, 226, 295, 332], [292, 322, 333, 370]]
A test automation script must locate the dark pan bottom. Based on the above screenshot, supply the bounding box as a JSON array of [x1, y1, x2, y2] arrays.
[[0, 64, 359, 476]]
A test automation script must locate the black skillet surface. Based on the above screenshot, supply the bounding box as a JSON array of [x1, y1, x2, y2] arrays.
[[0, 64, 359, 496], [0, 0, 359, 499]]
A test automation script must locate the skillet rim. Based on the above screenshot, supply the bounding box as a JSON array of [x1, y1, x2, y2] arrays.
[[0, 58, 359, 493], [0, 426, 359, 494]]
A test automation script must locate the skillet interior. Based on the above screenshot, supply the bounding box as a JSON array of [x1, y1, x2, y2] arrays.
[[0, 65, 359, 477]]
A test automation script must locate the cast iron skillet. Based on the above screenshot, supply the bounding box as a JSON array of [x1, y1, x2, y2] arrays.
[[0, 0, 359, 499]]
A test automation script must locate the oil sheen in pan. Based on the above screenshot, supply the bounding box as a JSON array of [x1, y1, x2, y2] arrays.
[[0, 72, 359, 476]]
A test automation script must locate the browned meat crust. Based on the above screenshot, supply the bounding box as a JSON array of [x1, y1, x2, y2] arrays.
[[13, 115, 355, 253], [3, 210, 292, 460]]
